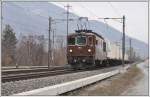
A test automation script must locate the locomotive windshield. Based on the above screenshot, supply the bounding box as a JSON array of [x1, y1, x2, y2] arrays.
[[68, 35, 87, 45], [68, 37, 75, 45], [76, 36, 86, 45]]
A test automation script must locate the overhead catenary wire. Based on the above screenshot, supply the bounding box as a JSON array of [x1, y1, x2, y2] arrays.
[[107, 2, 122, 17], [61, 3, 91, 30], [79, 3, 99, 19], [77, 3, 121, 31], [3, 19, 66, 46], [107, 2, 123, 23]]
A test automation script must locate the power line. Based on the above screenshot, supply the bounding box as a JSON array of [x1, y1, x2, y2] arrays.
[[79, 3, 99, 19], [108, 2, 122, 17], [3, 16, 77, 37], [78, 3, 123, 24]]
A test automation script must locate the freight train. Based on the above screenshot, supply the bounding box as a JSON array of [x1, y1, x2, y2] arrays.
[[67, 29, 129, 69]]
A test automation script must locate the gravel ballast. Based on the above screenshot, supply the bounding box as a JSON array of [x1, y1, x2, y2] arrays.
[[2, 66, 121, 96]]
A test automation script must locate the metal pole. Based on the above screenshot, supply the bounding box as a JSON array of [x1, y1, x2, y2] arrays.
[[122, 15, 125, 67], [65, 4, 71, 64], [119, 45, 121, 60], [129, 38, 132, 62], [65, 4, 72, 43], [48, 17, 52, 69], [65, 4, 72, 36], [52, 29, 55, 64], [66, 4, 69, 38]]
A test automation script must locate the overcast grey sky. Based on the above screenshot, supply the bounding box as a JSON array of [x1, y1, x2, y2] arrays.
[[52, 2, 148, 44]]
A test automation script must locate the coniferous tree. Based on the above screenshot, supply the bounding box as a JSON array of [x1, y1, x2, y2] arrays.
[[2, 24, 17, 66]]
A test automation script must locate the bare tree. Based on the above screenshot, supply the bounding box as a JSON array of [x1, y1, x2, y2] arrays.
[[16, 35, 46, 66], [53, 36, 67, 65]]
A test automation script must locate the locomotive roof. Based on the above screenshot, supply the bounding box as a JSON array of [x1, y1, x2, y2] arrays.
[[68, 30, 104, 40]]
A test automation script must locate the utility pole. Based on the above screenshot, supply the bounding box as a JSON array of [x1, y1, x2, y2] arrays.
[[122, 15, 125, 67], [65, 4, 71, 38], [65, 4, 71, 48], [52, 29, 55, 65], [65, 4, 71, 64], [48, 17, 52, 69], [115, 42, 118, 58], [119, 44, 121, 60], [129, 38, 132, 62]]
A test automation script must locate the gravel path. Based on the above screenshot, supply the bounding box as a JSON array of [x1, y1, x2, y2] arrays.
[[2, 66, 120, 96], [121, 60, 149, 96]]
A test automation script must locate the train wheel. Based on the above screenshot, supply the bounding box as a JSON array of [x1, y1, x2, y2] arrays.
[[106, 60, 109, 67], [70, 64, 78, 70], [79, 63, 87, 70], [102, 60, 109, 67]]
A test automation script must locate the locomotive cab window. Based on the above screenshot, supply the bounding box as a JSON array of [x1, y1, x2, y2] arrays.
[[96, 40, 98, 45], [88, 36, 93, 45], [76, 36, 86, 45], [68, 37, 75, 45], [103, 41, 106, 52]]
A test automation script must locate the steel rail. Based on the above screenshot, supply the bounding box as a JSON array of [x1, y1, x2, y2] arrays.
[[2, 69, 73, 83], [2, 63, 132, 83], [2, 66, 108, 83], [2, 66, 69, 75]]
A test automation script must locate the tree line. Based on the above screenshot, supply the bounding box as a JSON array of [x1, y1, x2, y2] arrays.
[[2, 24, 67, 67]]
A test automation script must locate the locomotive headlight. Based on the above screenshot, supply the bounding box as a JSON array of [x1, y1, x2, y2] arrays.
[[69, 49, 72, 52], [88, 49, 91, 52]]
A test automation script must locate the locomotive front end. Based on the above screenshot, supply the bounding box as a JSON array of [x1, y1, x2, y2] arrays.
[[67, 32, 95, 65]]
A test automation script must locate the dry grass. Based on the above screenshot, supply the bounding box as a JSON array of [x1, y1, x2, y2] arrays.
[[62, 65, 143, 96], [89, 65, 142, 96]]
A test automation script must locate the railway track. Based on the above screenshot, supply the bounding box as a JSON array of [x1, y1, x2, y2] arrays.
[[2, 68, 74, 83], [2, 66, 69, 75], [2, 62, 130, 83], [2, 65, 111, 83]]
